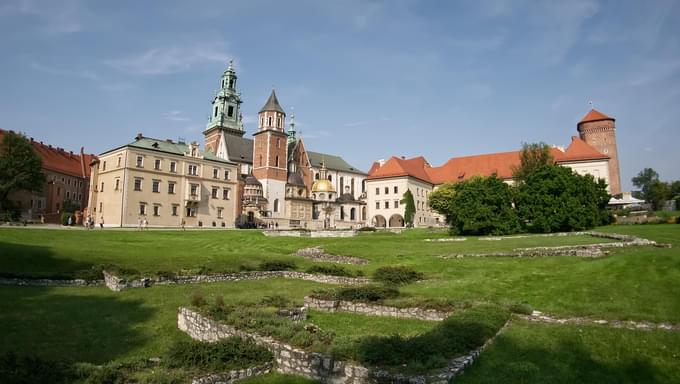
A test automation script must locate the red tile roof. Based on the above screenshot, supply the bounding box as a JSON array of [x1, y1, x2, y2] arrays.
[[579, 109, 614, 123], [0, 129, 96, 178], [368, 137, 608, 185]]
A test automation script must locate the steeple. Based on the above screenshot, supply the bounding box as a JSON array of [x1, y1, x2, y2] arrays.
[[287, 111, 297, 145], [204, 60, 244, 138], [259, 90, 286, 115], [257, 89, 286, 133]]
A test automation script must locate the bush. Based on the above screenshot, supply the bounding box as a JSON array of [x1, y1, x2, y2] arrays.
[[258, 260, 296, 271], [373, 266, 423, 285], [190, 290, 207, 307], [61, 212, 74, 226], [165, 337, 272, 371], [335, 286, 400, 302], [507, 302, 533, 315], [357, 227, 376, 232], [0, 352, 75, 383], [260, 295, 291, 308], [306, 264, 353, 277]]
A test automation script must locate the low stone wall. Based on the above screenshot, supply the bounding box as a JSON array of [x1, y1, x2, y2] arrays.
[[304, 296, 452, 322], [192, 363, 273, 384], [104, 271, 371, 292], [0, 277, 103, 287], [424, 237, 467, 242], [263, 230, 357, 238], [178, 307, 509, 384], [295, 246, 369, 265], [518, 311, 680, 332]]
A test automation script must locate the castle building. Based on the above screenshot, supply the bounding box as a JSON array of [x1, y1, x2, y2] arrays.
[[365, 109, 621, 228]]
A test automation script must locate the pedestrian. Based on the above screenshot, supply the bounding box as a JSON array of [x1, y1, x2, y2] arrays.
[[181, 218, 186, 231], [99, 216, 104, 229], [143, 217, 149, 230], [138, 217, 143, 231], [67, 215, 72, 226]]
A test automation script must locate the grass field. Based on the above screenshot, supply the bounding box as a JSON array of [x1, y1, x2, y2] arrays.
[[0, 224, 679, 383]]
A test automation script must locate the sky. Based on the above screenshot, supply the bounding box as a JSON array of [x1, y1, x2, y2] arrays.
[[1, 0, 679, 191]]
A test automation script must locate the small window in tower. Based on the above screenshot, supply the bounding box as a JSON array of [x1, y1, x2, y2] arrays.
[[276, 155, 280, 167], [259, 155, 263, 167], [277, 117, 281, 127], [268, 117, 273, 127], [229, 79, 234, 88], [277, 138, 280, 148], [227, 105, 234, 117], [214, 106, 218, 117], [260, 117, 264, 127]]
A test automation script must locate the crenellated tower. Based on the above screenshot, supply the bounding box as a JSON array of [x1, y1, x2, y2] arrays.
[[204, 60, 244, 155], [577, 108, 621, 195]]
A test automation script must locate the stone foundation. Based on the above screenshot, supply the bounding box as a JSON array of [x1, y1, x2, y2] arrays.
[[518, 311, 680, 332], [0, 277, 103, 287], [304, 296, 452, 322], [295, 246, 369, 265], [104, 271, 371, 292], [191, 363, 273, 384], [263, 230, 357, 238]]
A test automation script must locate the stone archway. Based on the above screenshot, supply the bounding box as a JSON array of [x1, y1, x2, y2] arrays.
[[388, 214, 404, 228], [350, 207, 356, 221], [361, 207, 367, 221], [373, 215, 386, 228]]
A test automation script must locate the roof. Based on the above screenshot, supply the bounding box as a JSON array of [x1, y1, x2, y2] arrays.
[[0, 129, 96, 179], [225, 135, 254, 164], [259, 90, 285, 115], [244, 173, 262, 186], [123, 137, 235, 165], [368, 137, 608, 185], [307, 151, 366, 175], [336, 193, 356, 203], [579, 109, 614, 124], [287, 170, 306, 187]]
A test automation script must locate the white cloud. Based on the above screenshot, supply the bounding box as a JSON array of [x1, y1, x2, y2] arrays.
[[1, 0, 83, 33], [163, 110, 190, 122], [30, 62, 97, 80], [106, 44, 232, 75]]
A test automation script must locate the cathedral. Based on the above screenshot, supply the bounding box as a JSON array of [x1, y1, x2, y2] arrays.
[[203, 62, 368, 229]]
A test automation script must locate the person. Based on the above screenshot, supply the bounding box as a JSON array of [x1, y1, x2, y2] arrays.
[[143, 217, 149, 230], [138, 217, 143, 231], [99, 216, 104, 229], [67, 216, 72, 226], [40, 214, 45, 224], [180, 218, 186, 231]]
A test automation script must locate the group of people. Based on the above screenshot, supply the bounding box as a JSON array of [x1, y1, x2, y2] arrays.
[[137, 217, 149, 230], [84, 215, 104, 230]]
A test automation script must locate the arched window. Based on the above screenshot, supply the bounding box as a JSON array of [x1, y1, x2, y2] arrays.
[[214, 106, 218, 117], [273, 199, 279, 212], [327, 175, 332, 182], [259, 155, 263, 166], [351, 178, 355, 195], [277, 117, 281, 127], [260, 117, 264, 127], [350, 208, 356, 220], [268, 116, 272, 127], [315, 173, 319, 180], [275, 155, 279, 167], [277, 138, 280, 148]]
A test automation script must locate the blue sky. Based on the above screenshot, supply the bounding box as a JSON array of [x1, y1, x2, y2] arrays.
[[1, 0, 679, 190]]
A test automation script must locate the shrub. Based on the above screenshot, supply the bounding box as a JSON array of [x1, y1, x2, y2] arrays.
[[215, 295, 226, 309], [373, 266, 423, 285], [507, 302, 533, 315], [61, 212, 74, 226], [306, 264, 353, 277], [335, 286, 400, 302], [165, 337, 272, 371], [357, 227, 376, 232], [190, 290, 207, 307], [260, 295, 291, 308], [0, 352, 75, 383], [258, 260, 296, 271]]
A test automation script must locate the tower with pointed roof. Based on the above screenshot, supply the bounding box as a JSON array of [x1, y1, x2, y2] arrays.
[[253, 90, 288, 218], [204, 61, 244, 155], [577, 108, 621, 195]]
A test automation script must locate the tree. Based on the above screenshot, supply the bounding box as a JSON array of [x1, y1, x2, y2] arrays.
[[512, 142, 554, 183], [647, 180, 671, 211], [400, 189, 415, 226], [430, 176, 520, 236], [516, 165, 610, 233], [632, 168, 660, 202], [0, 131, 45, 212]]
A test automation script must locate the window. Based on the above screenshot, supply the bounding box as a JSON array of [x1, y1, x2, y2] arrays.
[[134, 178, 142, 191], [227, 105, 234, 117], [276, 138, 281, 148], [152, 180, 160, 193], [268, 116, 272, 126], [171, 205, 178, 216], [136, 156, 143, 167], [66, 191, 70, 199], [224, 170, 230, 180], [168, 182, 176, 194], [154, 159, 161, 170], [186, 207, 196, 217], [394, 200, 399, 208], [273, 199, 279, 212], [315, 173, 319, 180], [275, 155, 279, 167], [214, 105, 218, 117], [212, 187, 218, 199], [170, 161, 177, 173], [102, 161, 107, 171], [100, 182, 104, 192], [117, 156, 121, 167], [217, 207, 223, 219], [385, 201, 389, 209], [139, 204, 146, 215], [277, 118, 281, 128], [213, 168, 219, 179], [57, 187, 61, 196], [375, 201, 380, 209], [153, 205, 160, 216], [328, 175, 332, 182], [223, 188, 230, 200], [340, 177, 344, 193], [384, 187, 389, 194], [259, 155, 263, 167], [190, 184, 198, 196], [188, 164, 198, 176], [375, 187, 379, 195], [260, 117, 264, 127], [394, 186, 398, 193]]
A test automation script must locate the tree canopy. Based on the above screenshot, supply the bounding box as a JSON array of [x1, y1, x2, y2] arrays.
[[0, 131, 45, 212], [632, 168, 660, 202], [512, 142, 554, 183]]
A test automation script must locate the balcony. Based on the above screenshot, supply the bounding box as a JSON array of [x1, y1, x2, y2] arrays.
[[185, 184, 201, 202]]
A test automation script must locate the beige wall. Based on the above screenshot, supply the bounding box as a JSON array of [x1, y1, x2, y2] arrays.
[[366, 177, 438, 228], [89, 147, 238, 228], [560, 159, 611, 193]]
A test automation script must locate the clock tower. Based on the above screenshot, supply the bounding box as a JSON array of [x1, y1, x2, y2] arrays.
[[577, 108, 621, 195]]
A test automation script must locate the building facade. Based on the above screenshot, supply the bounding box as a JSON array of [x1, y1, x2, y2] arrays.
[[88, 136, 239, 228]]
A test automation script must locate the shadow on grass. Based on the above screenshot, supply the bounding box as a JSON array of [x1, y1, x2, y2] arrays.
[[0, 241, 97, 279], [0, 285, 154, 364], [459, 334, 663, 384]]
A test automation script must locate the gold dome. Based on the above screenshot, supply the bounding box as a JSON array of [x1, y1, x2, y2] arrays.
[[311, 179, 336, 193]]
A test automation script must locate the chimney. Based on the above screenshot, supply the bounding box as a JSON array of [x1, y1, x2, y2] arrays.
[[135, 133, 143, 141], [166, 139, 173, 143], [30, 137, 34, 142]]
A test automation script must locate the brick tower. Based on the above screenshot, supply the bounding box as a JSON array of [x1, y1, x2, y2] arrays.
[[577, 109, 621, 195], [253, 90, 288, 217], [203, 60, 244, 155]]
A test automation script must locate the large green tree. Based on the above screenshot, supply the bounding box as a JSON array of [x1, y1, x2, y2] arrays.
[[516, 165, 610, 233], [430, 176, 520, 235], [632, 168, 660, 202], [0, 131, 45, 212], [400, 189, 416, 226], [512, 142, 554, 183]]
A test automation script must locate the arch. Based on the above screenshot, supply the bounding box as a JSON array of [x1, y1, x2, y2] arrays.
[[350, 207, 356, 221], [340, 206, 345, 220], [273, 199, 279, 213], [373, 215, 386, 228], [362, 206, 367, 221], [315, 173, 319, 180], [389, 214, 404, 228]]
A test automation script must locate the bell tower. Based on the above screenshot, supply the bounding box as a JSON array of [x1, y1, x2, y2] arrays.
[[204, 60, 244, 154], [577, 108, 621, 195]]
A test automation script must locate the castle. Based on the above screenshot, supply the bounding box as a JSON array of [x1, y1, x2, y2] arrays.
[[86, 62, 621, 229]]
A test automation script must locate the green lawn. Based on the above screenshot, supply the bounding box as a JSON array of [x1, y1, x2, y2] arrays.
[[1, 224, 679, 382]]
